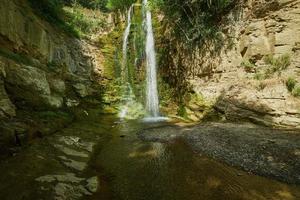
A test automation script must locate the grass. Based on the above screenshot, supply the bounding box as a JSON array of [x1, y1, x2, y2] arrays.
[[253, 54, 291, 80], [264, 54, 291, 74], [253, 72, 267, 80], [285, 77, 300, 97], [286, 77, 297, 92], [292, 86, 300, 97], [241, 60, 256, 72]]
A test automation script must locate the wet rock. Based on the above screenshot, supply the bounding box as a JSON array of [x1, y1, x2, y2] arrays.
[[53, 144, 89, 158], [73, 83, 89, 98], [57, 136, 94, 152], [0, 79, 15, 119], [49, 78, 66, 95], [85, 176, 99, 193], [66, 99, 80, 107], [54, 183, 91, 200], [4, 61, 64, 109], [35, 173, 84, 183], [58, 156, 87, 171]]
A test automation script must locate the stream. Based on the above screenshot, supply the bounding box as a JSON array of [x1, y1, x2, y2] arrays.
[[0, 111, 299, 200]]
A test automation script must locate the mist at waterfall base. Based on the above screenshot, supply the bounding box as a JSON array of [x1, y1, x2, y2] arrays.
[[119, 1, 168, 122]]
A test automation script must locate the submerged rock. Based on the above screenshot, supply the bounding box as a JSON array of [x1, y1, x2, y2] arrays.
[[54, 183, 91, 200], [35, 173, 84, 183], [85, 176, 99, 193], [58, 156, 87, 171]]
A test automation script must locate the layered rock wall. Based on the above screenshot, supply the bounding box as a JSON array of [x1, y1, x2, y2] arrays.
[[164, 0, 300, 128]]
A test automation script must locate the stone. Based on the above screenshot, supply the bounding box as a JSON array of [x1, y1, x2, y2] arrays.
[[5, 63, 51, 95], [54, 183, 91, 200], [58, 156, 87, 171], [0, 79, 16, 118], [42, 95, 64, 109], [73, 83, 89, 97], [85, 176, 99, 193], [49, 78, 66, 95], [4, 62, 64, 109], [35, 173, 84, 183], [66, 99, 80, 107], [53, 144, 89, 158]]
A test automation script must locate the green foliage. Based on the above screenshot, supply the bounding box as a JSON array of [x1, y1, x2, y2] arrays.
[[106, 0, 135, 12], [28, 0, 81, 37], [286, 77, 297, 92], [177, 104, 188, 119], [285, 77, 300, 97], [151, 0, 238, 45], [28, 0, 63, 24], [264, 54, 291, 74], [253, 72, 267, 80], [64, 6, 107, 37], [292, 86, 300, 97], [241, 60, 256, 72], [28, 0, 108, 37]]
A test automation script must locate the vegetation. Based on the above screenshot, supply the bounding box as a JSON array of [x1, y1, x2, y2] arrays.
[[292, 86, 300, 97], [252, 54, 291, 80], [264, 54, 291, 74], [286, 77, 300, 97], [241, 60, 256, 73], [286, 77, 297, 92], [151, 0, 239, 45], [106, 0, 135, 12], [28, 0, 108, 37]]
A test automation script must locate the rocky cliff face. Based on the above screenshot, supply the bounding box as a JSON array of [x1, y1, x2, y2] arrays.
[[0, 0, 103, 151], [165, 0, 300, 128]]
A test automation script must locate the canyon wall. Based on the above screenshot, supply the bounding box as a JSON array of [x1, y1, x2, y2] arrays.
[[161, 0, 300, 128], [0, 0, 103, 150]]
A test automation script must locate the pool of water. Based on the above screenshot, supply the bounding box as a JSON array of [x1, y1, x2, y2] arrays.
[[0, 114, 299, 200]]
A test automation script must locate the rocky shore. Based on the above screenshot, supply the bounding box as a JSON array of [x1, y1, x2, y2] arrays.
[[139, 122, 300, 184]]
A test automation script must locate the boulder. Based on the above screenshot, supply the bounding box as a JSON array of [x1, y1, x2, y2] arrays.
[[5, 61, 63, 109], [0, 79, 15, 118]]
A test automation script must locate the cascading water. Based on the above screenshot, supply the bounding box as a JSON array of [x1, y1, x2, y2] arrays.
[[119, 6, 134, 119], [118, 3, 167, 121], [122, 5, 133, 81], [143, 0, 159, 118]]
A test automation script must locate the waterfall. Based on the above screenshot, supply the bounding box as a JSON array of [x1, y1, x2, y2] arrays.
[[122, 5, 133, 81], [119, 6, 133, 119], [143, 0, 159, 117]]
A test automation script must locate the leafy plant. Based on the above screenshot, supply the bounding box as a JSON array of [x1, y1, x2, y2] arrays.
[[286, 77, 297, 92]]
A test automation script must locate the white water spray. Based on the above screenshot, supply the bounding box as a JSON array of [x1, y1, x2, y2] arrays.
[[143, 0, 159, 117], [122, 5, 133, 80]]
